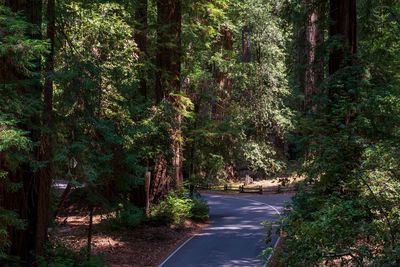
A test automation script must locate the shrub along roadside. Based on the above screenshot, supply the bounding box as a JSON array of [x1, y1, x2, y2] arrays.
[[37, 243, 106, 267], [97, 188, 210, 229], [149, 189, 210, 227]]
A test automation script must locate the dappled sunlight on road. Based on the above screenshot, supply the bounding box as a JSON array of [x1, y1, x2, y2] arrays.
[[160, 194, 292, 267]]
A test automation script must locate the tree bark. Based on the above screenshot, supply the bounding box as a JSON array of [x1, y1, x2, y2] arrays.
[[329, 0, 357, 76], [1, 1, 43, 264], [35, 0, 55, 257], [152, 0, 183, 197], [129, 0, 149, 204], [86, 206, 94, 261], [304, 1, 316, 111], [155, 0, 182, 104], [242, 25, 251, 63], [295, 25, 306, 103], [135, 0, 148, 99], [215, 27, 236, 180], [316, 2, 326, 85]]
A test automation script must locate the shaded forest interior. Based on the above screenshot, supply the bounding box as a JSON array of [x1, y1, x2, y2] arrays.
[[1, 0, 400, 266]]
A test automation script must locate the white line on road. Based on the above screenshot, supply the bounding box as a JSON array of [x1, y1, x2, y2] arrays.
[[208, 195, 283, 265], [158, 235, 197, 267], [158, 194, 285, 267]]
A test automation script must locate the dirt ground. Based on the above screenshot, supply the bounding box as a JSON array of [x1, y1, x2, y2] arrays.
[[52, 205, 208, 267], [51, 179, 294, 266]]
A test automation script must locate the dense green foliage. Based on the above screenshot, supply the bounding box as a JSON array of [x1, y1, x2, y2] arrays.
[[149, 188, 209, 226], [1, 0, 400, 265], [0, 5, 46, 262], [38, 244, 106, 267], [183, 0, 293, 184], [264, 0, 400, 265]]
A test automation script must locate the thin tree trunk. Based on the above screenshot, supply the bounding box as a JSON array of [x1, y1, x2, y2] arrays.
[[35, 0, 55, 257], [296, 25, 306, 102], [215, 27, 236, 180], [144, 171, 151, 217], [130, 1, 149, 207], [304, 1, 316, 112], [135, 0, 147, 99], [53, 179, 74, 219], [87, 206, 94, 261], [242, 25, 251, 63], [316, 2, 326, 85]]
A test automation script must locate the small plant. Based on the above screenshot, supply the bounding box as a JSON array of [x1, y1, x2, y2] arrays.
[[190, 198, 209, 222], [37, 242, 106, 267], [101, 205, 143, 230], [149, 189, 194, 227]]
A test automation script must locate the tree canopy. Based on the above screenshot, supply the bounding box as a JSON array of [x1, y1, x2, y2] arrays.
[[1, 0, 400, 265]]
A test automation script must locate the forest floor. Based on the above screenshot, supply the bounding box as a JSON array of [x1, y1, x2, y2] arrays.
[[51, 203, 208, 267], [50, 177, 296, 267]]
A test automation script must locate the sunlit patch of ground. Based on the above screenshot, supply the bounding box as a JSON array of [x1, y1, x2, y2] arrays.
[[51, 208, 208, 267]]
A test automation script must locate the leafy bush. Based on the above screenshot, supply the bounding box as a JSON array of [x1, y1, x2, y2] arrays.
[[268, 187, 400, 266], [37, 243, 106, 267], [190, 198, 209, 222], [149, 189, 193, 227], [240, 141, 287, 177], [0, 208, 25, 265], [100, 205, 143, 230], [149, 189, 210, 226]]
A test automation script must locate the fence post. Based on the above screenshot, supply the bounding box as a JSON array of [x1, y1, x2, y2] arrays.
[[224, 184, 228, 191], [259, 186, 263, 194], [277, 185, 281, 194]]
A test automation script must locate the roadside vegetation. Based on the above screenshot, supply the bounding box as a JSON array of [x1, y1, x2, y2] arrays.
[[1, 0, 400, 266], [263, 0, 400, 266]]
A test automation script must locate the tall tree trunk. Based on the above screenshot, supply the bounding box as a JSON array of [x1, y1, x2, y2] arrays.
[[296, 26, 306, 106], [304, 1, 316, 111], [329, 0, 357, 123], [130, 1, 149, 208], [35, 0, 55, 257], [135, 0, 148, 99], [242, 25, 251, 63], [215, 27, 236, 180], [329, 0, 357, 76], [2, 0, 43, 264], [155, 0, 182, 104], [326, 0, 358, 191], [316, 2, 326, 85], [152, 0, 182, 200]]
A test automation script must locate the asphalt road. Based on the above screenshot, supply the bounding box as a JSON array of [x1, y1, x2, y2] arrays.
[[160, 193, 292, 267]]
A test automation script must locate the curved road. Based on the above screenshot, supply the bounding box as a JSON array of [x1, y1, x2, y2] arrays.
[[160, 193, 291, 267]]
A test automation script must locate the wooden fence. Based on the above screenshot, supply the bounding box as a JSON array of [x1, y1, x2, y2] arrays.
[[197, 184, 296, 194]]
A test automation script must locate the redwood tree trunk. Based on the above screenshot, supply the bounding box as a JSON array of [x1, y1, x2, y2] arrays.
[[215, 27, 236, 180], [304, 1, 316, 111], [152, 0, 182, 200], [296, 25, 306, 104], [316, 2, 326, 85], [1, 0, 44, 264], [135, 0, 148, 99], [242, 25, 251, 63], [130, 1, 148, 208], [35, 0, 55, 257], [155, 0, 182, 104], [329, 0, 357, 75]]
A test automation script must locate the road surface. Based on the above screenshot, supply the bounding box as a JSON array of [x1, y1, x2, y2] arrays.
[[160, 193, 291, 267]]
